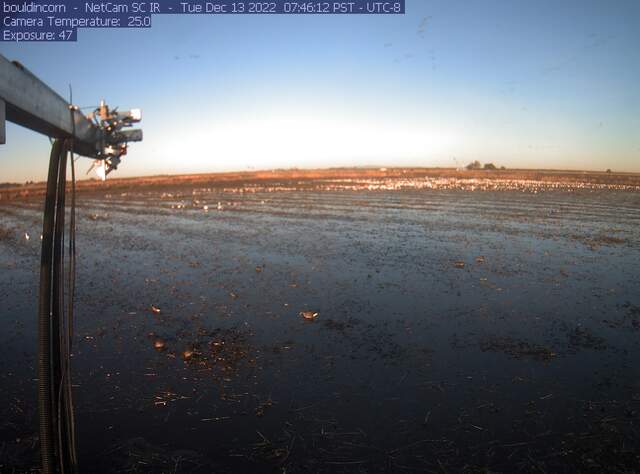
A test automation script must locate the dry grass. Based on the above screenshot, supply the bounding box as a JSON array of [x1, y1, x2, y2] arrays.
[[2, 167, 640, 202]]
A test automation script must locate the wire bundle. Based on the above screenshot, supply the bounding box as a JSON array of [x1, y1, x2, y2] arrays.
[[38, 138, 78, 474]]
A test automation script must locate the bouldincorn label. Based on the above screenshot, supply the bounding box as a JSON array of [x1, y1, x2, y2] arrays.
[[1, 0, 405, 42]]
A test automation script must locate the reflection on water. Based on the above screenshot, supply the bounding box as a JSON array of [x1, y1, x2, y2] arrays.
[[1, 182, 639, 472]]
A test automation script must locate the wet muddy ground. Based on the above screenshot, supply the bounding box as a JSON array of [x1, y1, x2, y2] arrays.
[[1, 178, 639, 472]]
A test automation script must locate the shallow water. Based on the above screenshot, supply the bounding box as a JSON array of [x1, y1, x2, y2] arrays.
[[1, 184, 639, 472]]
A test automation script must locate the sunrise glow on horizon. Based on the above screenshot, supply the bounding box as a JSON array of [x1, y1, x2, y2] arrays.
[[1, 0, 639, 182]]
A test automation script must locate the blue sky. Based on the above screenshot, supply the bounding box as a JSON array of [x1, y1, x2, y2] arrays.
[[1, 0, 639, 181]]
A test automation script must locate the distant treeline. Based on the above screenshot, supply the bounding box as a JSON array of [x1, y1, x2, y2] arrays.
[[465, 160, 506, 171]]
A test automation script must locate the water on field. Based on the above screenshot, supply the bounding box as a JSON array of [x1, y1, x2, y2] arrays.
[[1, 181, 639, 472]]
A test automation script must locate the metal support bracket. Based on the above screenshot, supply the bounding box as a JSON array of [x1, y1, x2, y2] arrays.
[[0, 55, 103, 157], [0, 54, 142, 163]]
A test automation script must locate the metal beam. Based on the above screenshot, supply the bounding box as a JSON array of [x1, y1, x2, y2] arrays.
[[0, 54, 102, 157]]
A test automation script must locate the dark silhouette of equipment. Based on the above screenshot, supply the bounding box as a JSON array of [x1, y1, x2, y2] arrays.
[[1, 54, 142, 473]]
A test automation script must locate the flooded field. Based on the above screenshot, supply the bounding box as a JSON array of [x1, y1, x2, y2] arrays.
[[1, 176, 640, 472]]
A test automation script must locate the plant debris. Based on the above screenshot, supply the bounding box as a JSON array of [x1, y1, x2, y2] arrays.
[[300, 310, 319, 321]]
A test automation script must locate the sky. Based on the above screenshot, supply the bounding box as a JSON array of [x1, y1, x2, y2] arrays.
[[1, 0, 639, 182]]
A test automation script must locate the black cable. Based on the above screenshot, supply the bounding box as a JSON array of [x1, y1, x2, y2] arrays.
[[52, 140, 68, 471], [44, 143, 76, 474], [63, 88, 79, 472], [38, 139, 65, 474], [39, 101, 80, 473], [65, 143, 78, 471]]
